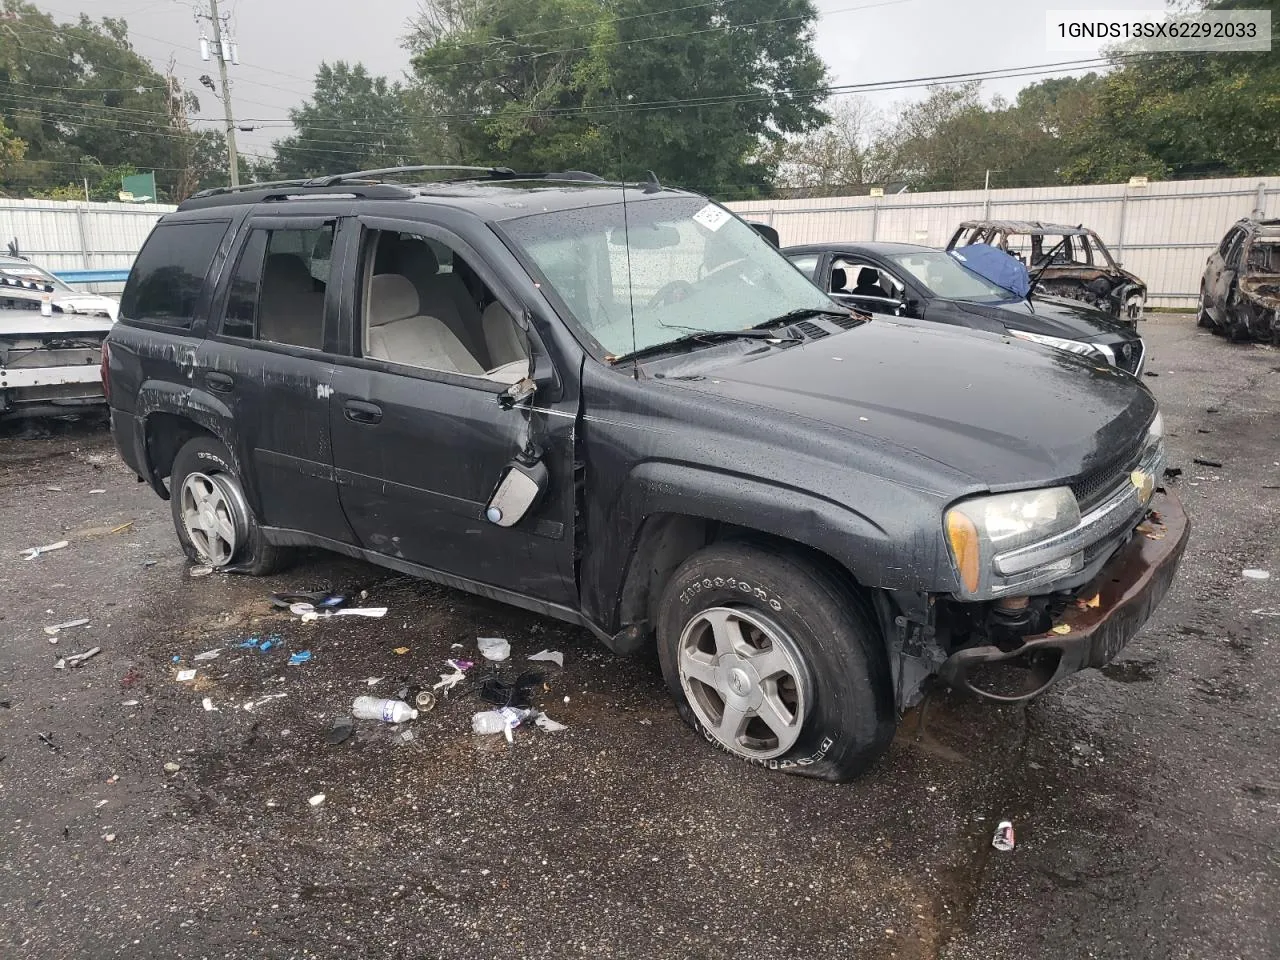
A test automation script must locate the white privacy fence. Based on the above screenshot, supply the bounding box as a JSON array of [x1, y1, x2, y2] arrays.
[[727, 176, 1280, 308], [0, 197, 176, 292]]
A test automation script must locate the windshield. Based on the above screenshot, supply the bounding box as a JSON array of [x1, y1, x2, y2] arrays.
[[887, 250, 1014, 303], [0, 263, 74, 293], [503, 194, 835, 357]]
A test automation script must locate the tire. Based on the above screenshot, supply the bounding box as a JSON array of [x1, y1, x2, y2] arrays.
[[656, 542, 895, 782], [169, 435, 286, 575], [1196, 287, 1215, 328]]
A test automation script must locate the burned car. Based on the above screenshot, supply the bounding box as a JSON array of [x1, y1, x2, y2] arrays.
[[0, 274, 113, 419], [1197, 218, 1280, 342], [105, 167, 1187, 781], [947, 220, 1146, 323]]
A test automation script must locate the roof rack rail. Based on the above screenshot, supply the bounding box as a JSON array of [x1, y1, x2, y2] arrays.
[[305, 165, 517, 188], [190, 177, 311, 200]]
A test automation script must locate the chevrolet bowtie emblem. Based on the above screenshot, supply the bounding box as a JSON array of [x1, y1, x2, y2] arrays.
[[1131, 469, 1155, 504]]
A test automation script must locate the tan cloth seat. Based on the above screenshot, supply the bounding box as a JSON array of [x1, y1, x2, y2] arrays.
[[365, 274, 483, 376], [481, 301, 527, 368]]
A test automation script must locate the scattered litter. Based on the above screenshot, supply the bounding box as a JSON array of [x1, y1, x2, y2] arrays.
[[237, 638, 262, 649], [472, 706, 532, 742], [450, 642, 464, 650], [326, 717, 355, 745], [433, 658, 473, 692], [107, 521, 134, 535], [1074, 594, 1101, 610], [1163, 467, 1182, 481], [202, 697, 218, 712], [414, 690, 437, 712], [365, 677, 382, 686], [1251, 608, 1280, 617], [291, 603, 387, 623], [535, 712, 568, 733], [1192, 458, 1223, 469], [271, 590, 346, 611], [189, 565, 214, 578], [398, 729, 416, 743], [638, 718, 653, 726], [54, 646, 101, 670], [528, 649, 564, 668], [352, 696, 418, 723], [992, 820, 1016, 852], [107, 775, 118, 784], [103, 833, 116, 843], [95, 799, 108, 809], [1243, 569, 1271, 580], [242, 693, 286, 712], [46, 485, 62, 492], [163, 762, 180, 773], [192, 648, 222, 661], [1143, 371, 1158, 377], [89, 489, 106, 495], [21, 540, 69, 561], [287, 650, 312, 666], [478, 637, 511, 661], [393, 647, 410, 656], [143, 559, 158, 567], [481, 671, 545, 709], [44, 617, 90, 636], [121, 700, 139, 707], [38, 732, 60, 753], [308, 793, 326, 807], [259, 640, 275, 652], [175, 668, 197, 682], [1051, 624, 1072, 635]]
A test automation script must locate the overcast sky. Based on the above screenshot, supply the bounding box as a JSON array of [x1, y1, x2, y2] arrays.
[[34, 0, 1168, 160]]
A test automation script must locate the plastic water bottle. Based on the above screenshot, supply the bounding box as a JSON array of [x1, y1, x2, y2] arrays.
[[471, 706, 532, 738], [352, 696, 418, 723]]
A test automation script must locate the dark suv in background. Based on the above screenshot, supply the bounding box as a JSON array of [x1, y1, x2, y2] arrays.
[[104, 167, 1187, 781]]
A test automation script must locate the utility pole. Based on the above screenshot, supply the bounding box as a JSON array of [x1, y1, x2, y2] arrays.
[[198, 0, 240, 187]]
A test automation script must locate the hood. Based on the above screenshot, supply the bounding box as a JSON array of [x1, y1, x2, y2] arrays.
[[53, 294, 119, 321], [0, 310, 114, 336], [950, 294, 1131, 341], [667, 317, 1155, 491]]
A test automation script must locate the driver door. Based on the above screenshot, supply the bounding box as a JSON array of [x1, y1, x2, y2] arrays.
[[828, 257, 911, 316], [326, 216, 579, 605]]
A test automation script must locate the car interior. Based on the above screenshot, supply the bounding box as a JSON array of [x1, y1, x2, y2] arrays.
[[362, 231, 529, 384], [830, 261, 900, 301]]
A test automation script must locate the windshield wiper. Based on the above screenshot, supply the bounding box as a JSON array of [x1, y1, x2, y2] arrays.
[[611, 328, 800, 364], [752, 306, 864, 329]]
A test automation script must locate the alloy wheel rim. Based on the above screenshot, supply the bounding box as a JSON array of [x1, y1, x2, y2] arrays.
[[677, 606, 812, 760], [179, 472, 239, 566]]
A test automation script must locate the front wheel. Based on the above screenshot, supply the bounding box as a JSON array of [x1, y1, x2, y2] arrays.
[[656, 543, 895, 781], [169, 436, 286, 575]]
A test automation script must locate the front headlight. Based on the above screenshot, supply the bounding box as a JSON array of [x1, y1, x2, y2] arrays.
[[944, 486, 1082, 598], [1009, 329, 1114, 365]]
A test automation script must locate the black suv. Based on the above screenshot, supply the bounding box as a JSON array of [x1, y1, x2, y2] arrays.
[[104, 167, 1189, 781]]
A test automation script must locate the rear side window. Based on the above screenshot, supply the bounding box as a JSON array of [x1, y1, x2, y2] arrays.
[[218, 224, 334, 350], [120, 220, 228, 328]]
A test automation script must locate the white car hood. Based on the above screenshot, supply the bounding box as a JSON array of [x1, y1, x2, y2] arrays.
[[0, 310, 114, 336], [54, 294, 119, 321]]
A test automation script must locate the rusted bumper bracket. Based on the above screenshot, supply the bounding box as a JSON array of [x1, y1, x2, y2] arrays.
[[939, 490, 1190, 702]]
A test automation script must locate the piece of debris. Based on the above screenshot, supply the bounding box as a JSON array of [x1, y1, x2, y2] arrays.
[[44, 618, 90, 636], [237, 638, 262, 649], [393, 646, 410, 656], [270, 590, 346, 611], [121, 700, 139, 707], [38, 732, 60, 753], [21, 540, 69, 561], [188, 565, 214, 578], [1243, 569, 1271, 580], [529, 649, 564, 668], [242, 693, 287, 712], [1074, 594, 1101, 610], [365, 677, 383, 686], [107, 521, 134, 535], [414, 690, 437, 712], [326, 717, 355, 746], [481, 671, 545, 709], [287, 651, 312, 666], [103, 833, 116, 843], [352, 696, 418, 723], [478, 637, 511, 661], [95, 799, 108, 809], [202, 697, 218, 712], [1143, 371, 1158, 377], [175, 668, 197, 682], [1251, 608, 1280, 617], [46, 485, 62, 492], [1051, 624, 1072, 635], [54, 646, 102, 670], [992, 820, 1016, 852], [89, 489, 105, 495], [535, 712, 568, 733], [1163, 467, 1182, 481], [472, 706, 532, 742], [259, 640, 275, 652], [192, 648, 222, 661], [1192, 458, 1223, 468], [291, 603, 387, 623], [163, 762, 180, 773], [398, 729, 416, 743], [308, 793, 326, 807]]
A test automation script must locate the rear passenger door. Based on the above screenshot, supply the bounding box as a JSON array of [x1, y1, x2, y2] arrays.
[[201, 214, 354, 544], [326, 216, 579, 606]]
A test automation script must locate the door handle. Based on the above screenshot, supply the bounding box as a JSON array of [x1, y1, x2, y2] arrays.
[[344, 399, 383, 424], [205, 372, 234, 393]]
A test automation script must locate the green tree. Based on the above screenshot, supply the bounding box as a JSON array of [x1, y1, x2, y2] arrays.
[[409, 0, 829, 197], [272, 62, 421, 179]]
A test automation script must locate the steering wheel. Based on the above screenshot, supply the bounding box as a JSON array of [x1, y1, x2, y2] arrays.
[[647, 279, 694, 308]]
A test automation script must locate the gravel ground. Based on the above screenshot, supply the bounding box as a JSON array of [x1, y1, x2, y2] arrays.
[[1, 314, 1277, 960]]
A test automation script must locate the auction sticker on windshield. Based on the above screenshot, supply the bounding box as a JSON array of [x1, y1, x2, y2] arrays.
[[692, 204, 731, 232]]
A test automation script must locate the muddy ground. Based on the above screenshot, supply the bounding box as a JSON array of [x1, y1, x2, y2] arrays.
[[1, 315, 1277, 959]]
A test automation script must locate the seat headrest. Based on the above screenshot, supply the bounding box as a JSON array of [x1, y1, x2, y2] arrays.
[[857, 266, 880, 287], [368, 274, 419, 327], [830, 267, 847, 291]]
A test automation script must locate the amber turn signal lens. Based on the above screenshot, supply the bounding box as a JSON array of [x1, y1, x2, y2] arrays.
[[945, 509, 980, 594]]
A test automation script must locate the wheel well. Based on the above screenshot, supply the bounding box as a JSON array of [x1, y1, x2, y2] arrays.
[[617, 514, 868, 635], [145, 413, 214, 498]]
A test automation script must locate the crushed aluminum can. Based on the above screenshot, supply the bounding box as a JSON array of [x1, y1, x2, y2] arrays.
[[992, 820, 1016, 852]]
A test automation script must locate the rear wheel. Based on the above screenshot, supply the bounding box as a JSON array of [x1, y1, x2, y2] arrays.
[[656, 543, 895, 781], [1196, 287, 1215, 329], [169, 436, 285, 575]]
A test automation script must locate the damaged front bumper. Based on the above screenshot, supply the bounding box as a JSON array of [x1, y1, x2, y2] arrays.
[[938, 489, 1189, 701]]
